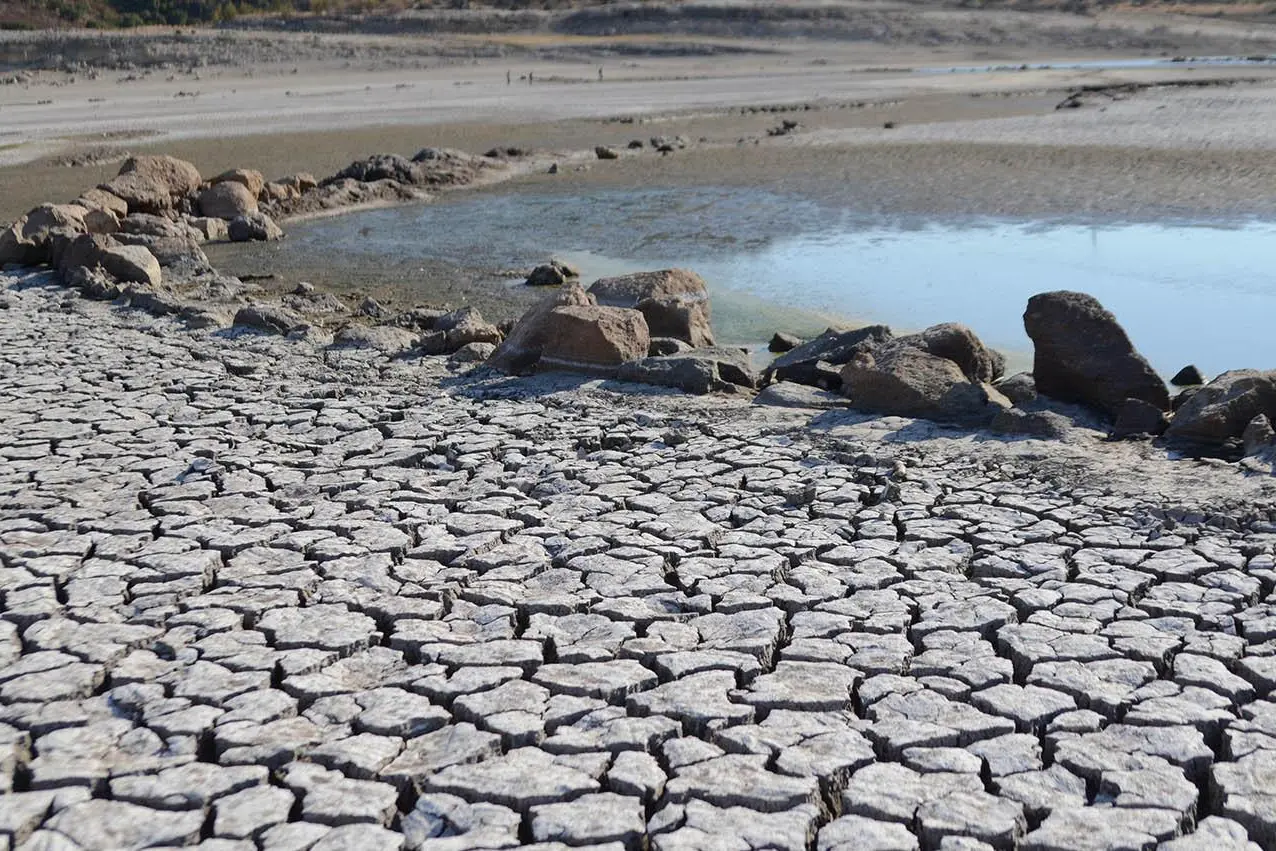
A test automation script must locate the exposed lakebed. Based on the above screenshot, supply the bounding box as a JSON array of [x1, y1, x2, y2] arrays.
[[282, 186, 1276, 377]]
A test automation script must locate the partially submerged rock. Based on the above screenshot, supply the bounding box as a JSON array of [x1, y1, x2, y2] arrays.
[[525, 260, 578, 287], [589, 268, 715, 348], [229, 213, 284, 243], [1024, 291, 1168, 419], [1171, 365, 1205, 387], [769, 332, 802, 354]]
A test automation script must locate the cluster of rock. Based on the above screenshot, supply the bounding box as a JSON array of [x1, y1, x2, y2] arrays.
[[491, 268, 759, 395], [489, 279, 1276, 460], [0, 149, 508, 337]]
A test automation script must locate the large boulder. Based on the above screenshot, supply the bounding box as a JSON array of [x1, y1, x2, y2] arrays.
[[489, 283, 597, 374], [119, 213, 193, 239], [199, 182, 258, 220], [897, 322, 1004, 383], [588, 268, 714, 347], [117, 155, 202, 201], [1165, 370, 1276, 446], [618, 347, 758, 395], [0, 218, 42, 266], [1, 204, 89, 265], [1024, 291, 1168, 418], [765, 325, 893, 389], [25, 203, 88, 240], [211, 168, 266, 199], [539, 305, 650, 376], [840, 345, 1010, 426]]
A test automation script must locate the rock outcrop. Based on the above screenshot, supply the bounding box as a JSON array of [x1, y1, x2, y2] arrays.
[[588, 269, 714, 348], [1024, 291, 1168, 419], [1165, 370, 1276, 446]]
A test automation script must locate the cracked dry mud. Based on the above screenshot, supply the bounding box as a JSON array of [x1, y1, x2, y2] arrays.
[[3, 269, 1276, 851]]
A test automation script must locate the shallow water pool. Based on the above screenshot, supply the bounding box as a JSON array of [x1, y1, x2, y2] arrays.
[[286, 187, 1276, 377]]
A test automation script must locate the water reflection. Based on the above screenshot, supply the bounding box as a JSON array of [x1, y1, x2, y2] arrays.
[[286, 187, 1276, 376]]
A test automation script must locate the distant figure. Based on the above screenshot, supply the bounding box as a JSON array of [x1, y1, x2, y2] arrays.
[[506, 70, 511, 85], [598, 67, 604, 81], [529, 72, 534, 85]]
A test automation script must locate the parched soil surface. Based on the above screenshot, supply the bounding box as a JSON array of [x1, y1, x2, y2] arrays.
[[4, 269, 1276, 849]]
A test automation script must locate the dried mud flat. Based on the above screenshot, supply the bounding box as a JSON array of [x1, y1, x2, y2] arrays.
[[5, 263, 1276, 850], [8, 6, 1276, 850]]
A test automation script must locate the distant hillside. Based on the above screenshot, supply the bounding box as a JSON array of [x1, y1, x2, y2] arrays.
[[0, 0, 585, 30]]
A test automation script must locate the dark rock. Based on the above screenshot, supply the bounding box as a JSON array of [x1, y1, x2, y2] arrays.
[[588, 268, 714, 347], [649, 337, 694, 357], [840, 346, 1010, 427], [525, 261, 578, 287], [989, 408, 1073, 439], [1111, 397, 1170, 439], [765, 325, 893, 389], [628, 140, 645, 149], [1171, 365, 1205, 387], [1165, 370, 1276, 446], [330, 154, 422, 185], [996, 372, 1037, 406], [595, 146, 620, 160], [1243, 414, 1276, 457], [1172, 386, 1200, 412], [769, 332, 802, 353], [1024, 291, 1168, 418]]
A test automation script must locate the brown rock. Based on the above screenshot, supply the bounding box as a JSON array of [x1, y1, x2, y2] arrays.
[[1243, 414, 1276, 457], [437, 307, 502, 350], [1024, 291, 1168, 418], [0, 218, 43, 266], [489, 282, 596, 374], [211, 168, 266, 199], [840, 345, 1010, 426], [588, 268, 714, 347], [83, 208, 120, 235], [24, 203, 88, 241], [229, 213, 283, 242], [186, 217, 229, 243], [199, 182, 258, 220], [539, 305, 651, 375], [58, 233, 161, 287], [117, 155, 202, 201], [100, 173, 173, 216], [898, 322, 1004, 383]]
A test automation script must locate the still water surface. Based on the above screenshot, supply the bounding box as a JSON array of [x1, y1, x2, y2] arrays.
[[287, 187, 1276, 376]]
